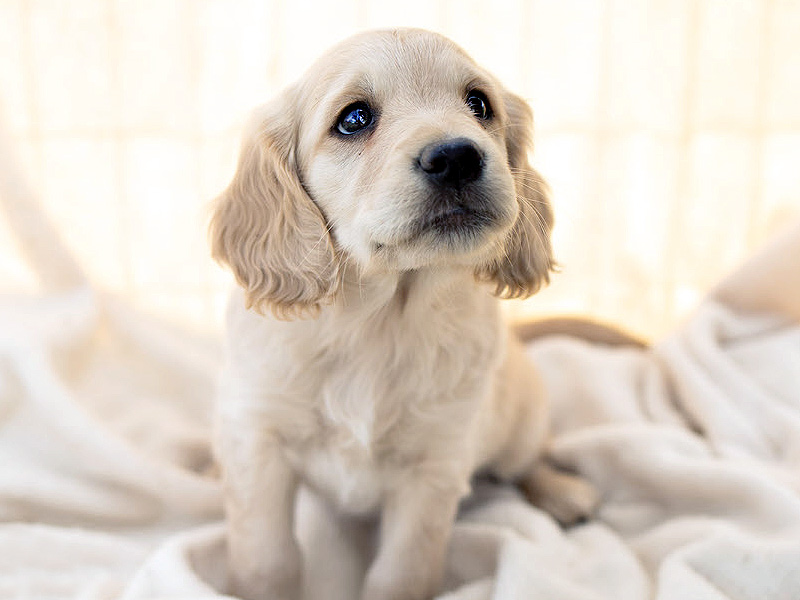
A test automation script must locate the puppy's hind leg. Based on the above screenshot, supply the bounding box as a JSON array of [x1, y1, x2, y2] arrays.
[[520, 462, 600, 527], [489, 336, 601, 526]]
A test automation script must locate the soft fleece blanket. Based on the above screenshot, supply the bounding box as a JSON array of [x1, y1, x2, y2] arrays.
[[2, 127, 800, 599]]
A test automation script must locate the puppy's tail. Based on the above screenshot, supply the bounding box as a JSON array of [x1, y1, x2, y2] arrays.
[[514, 316, 648, 349]]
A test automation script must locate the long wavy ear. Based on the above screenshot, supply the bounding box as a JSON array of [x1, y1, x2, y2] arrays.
[[477, 91, 554, 299], [209, 95, 339, 318]]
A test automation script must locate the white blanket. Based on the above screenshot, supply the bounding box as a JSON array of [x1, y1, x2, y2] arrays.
[[2, 141, 800, 598]]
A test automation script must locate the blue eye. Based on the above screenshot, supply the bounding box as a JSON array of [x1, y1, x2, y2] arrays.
[[466, 91, 491, 120], [337, 102, 373, 135]]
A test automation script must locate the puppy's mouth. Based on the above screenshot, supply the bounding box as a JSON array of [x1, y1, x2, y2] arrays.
[[369, 186, 517, 260], [372, 204, 497, 256], [415, 205, 495, 237]]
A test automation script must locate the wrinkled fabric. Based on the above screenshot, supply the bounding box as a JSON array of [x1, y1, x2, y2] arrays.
[[1, 211, 799, 599]]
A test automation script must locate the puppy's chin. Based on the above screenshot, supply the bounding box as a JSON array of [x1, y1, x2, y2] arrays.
[[367, 200, 517, 272]]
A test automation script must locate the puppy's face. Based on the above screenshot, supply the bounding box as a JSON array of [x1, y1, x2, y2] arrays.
[[295, 32, 518, 272], [211, 29, 554, 317]]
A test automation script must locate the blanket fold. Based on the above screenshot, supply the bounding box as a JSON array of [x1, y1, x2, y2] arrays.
[[2, 126, 799, 598]]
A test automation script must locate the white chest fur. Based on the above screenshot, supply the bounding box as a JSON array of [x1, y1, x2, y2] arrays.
[[221, 272, 504, 515]]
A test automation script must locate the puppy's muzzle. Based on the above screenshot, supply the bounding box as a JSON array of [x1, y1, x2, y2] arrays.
[[418, 137, 484, 189]]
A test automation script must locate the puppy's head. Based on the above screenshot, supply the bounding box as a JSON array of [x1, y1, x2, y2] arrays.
[[210, 29, 554, 317]]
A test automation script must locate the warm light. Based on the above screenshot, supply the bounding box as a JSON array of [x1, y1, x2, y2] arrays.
[[1, 0, 798, 338]]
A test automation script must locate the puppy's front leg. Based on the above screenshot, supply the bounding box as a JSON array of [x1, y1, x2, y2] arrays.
[[362, 474, 462, 600], [221, 427, 301, 600]]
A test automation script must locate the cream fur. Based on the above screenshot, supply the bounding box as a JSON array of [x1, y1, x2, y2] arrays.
[[210, 29, 592, 600]]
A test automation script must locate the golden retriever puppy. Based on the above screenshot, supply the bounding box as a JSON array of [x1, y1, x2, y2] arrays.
[[210, 28, 596, 600]]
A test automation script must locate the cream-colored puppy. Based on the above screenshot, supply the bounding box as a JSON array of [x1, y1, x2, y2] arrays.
[[211, 28, 595, 600]]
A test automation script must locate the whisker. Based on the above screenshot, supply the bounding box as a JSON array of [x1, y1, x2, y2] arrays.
[[298, 218, 336, 270]]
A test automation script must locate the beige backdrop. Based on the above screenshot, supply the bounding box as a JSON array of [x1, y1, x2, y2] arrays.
[[1, 0, 798, 338]]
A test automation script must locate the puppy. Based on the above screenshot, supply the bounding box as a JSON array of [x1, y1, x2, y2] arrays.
[[210, 28, 596, 600]]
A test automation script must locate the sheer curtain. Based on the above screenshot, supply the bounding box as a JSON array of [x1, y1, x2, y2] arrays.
[[1, 0, 798, 337]]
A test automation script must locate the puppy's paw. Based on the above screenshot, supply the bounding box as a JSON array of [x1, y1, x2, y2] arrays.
[[227, 553, 302, 600], [520, 463, 600, 526], [361, 577, 431, 600], [229, 571, 301, 600], [361, 562, 439, 600]]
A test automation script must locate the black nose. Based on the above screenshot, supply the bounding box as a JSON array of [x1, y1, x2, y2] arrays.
[[418, 138, 484, 188]]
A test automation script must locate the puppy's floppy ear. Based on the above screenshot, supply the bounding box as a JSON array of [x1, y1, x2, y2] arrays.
[[210, 93, 339, 318], [477, 91, 554, 299]]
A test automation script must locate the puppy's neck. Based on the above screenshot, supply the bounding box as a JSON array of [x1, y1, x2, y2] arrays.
[[335, 262, 479, 318]]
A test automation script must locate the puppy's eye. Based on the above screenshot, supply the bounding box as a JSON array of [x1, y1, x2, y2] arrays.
[[466, 91, 491, 120], [336, 102, 373, 135]]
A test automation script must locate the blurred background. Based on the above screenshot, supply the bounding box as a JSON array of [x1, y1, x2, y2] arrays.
[[0, 0, 798, 339]]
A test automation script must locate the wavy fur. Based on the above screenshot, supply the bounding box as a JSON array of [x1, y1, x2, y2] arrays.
[[214, 29, 594, 600], [477, 91, 555, 298], [209, 97, 340, 318]]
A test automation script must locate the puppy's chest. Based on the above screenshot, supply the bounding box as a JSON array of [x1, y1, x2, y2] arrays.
[[283, 318, 498, 514]]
